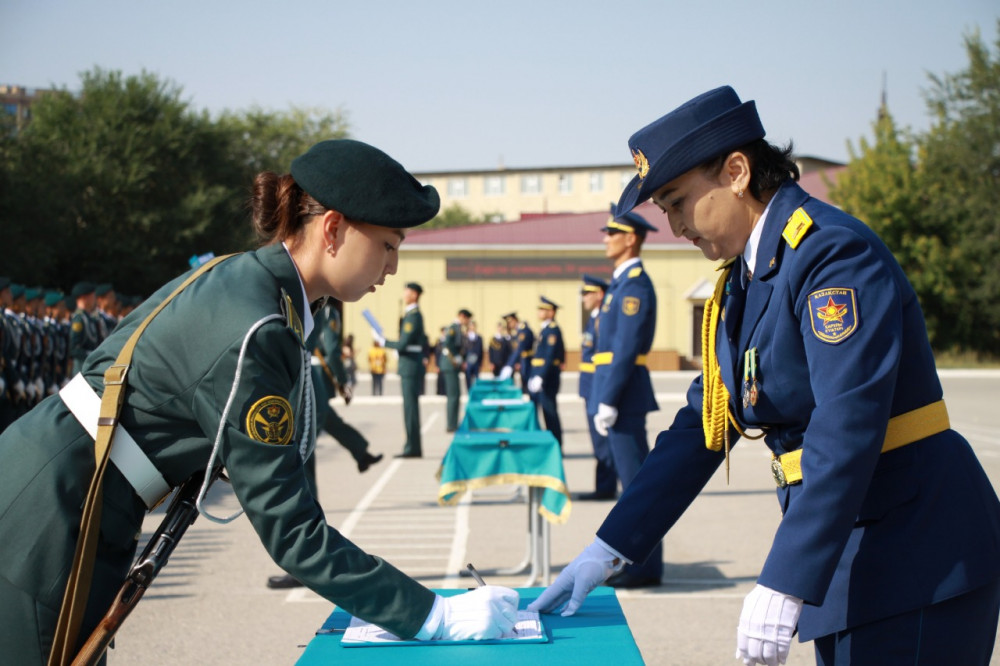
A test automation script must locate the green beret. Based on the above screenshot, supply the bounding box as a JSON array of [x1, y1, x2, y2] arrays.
[[11, 284, 24, 299], [44, 290, 64, 307], [24, 287, 42, 302], [71, 281, 96, 299], [0, 276, 10, 291], [291, 139, 440, 228], [95, 283, 114, 297]]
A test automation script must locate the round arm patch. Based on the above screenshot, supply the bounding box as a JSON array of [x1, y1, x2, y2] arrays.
[[245, 395, 295, 445]]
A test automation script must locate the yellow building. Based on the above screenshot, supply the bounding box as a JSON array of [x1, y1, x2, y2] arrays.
[[344, 201, 712, 372], [344, 165, 844, 373]]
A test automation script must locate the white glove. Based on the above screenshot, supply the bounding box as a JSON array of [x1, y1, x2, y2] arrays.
[[593, 403, 618, 436], [25, 380, 36, 400], [527, 538, 626, 617], [527, 376, 543, 393], [735, 584, 803, 666], [13, 379, 26, 400], [419, 586, 519, 641], [498, 365, 513, 381], [35, 377, 44, 398], [371, 328, 385, 346]]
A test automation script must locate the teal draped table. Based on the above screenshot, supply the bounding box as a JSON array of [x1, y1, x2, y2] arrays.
[[437, 430, 570, 524], [459, 401, 539, 432], [468, 383, 524, 401], [295, 587, 644, 665]]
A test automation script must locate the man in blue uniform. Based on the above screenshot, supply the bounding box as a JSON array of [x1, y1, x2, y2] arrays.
[[499, 312, 533, 393], [577, 274, 616, 500], [487, 321, 511, 377], [531, 85, 1000, 665], [528, 297, 564, 447], [589, 206, 661, 587]]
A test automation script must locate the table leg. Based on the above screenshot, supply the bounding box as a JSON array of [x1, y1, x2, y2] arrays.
[[495, 486, 532, 576]]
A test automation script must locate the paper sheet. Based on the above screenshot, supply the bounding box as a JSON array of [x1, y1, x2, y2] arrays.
[[341, 610, 545, 647]]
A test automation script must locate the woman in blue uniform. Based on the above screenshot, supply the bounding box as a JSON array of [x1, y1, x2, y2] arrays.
[[0, 139, 517, 665], [530, 86, 1000, 665]]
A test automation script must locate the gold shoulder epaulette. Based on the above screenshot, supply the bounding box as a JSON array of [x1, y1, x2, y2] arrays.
[[280, 290, 305, 344], [782, 208, 814, 249], [627, 266, 643, 278]]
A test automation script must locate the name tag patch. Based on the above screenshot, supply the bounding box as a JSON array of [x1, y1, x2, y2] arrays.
[[808, 288, 858, 344]]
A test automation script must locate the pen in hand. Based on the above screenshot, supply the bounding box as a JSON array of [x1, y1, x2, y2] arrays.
[[466, 563, 487, 587]]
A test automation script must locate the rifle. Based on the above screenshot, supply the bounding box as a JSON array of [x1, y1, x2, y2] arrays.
[[71, 468, 220, 666]]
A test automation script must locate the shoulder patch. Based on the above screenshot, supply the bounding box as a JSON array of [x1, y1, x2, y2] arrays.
[[783, 208, 814, 249], [246, 396, 294, 445], [72, 321, 83, 333], [627, 267, 643, 279], [404, 321, 413, 333], [622, 296, 640, 316], [808, 288, 858, 344]]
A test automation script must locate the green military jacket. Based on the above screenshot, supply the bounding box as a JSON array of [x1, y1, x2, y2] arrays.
[[68, 308, 102, 370], [385, 306, 426, 378], [0, 244, 434, 648], [440, 321, 463, 374]]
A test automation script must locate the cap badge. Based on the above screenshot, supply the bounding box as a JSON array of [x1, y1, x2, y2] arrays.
[[632, 148, 650, 180]]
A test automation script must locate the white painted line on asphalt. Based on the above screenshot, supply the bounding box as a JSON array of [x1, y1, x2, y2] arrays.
[[443, 492, 471, 590], [421, 410, 439, 433]]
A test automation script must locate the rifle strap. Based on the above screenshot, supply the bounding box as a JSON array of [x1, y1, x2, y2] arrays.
[[48, 254, 235, 666]]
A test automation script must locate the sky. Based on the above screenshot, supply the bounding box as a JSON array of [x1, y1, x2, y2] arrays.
[[3, 1, 997, 173]]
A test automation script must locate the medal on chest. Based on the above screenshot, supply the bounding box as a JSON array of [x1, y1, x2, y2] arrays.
[[742, 347, 760, 408]]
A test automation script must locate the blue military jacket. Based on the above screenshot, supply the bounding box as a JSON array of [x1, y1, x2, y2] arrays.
[[597, 181, 1000, 640], [590, 260, 658, 417], [505, 323, 535, 377], [529, 320, 564, 391], [578, 311, 598, 404]]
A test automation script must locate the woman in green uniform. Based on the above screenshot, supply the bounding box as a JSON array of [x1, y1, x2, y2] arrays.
[[0, 139, 518, 664]]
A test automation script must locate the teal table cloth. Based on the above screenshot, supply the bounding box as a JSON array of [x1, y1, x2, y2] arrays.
[[438, 430, 570, 523], [296, 587, 644, 665], [459, 401, 539, 432], [468, 384, 524, 401]]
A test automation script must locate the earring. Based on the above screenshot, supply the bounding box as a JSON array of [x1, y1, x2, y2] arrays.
[[737, 190, 744, 199], [326, 243, 335, 256]]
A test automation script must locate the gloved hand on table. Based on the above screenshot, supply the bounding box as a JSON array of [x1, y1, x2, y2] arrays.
[[497, 365, 513, 381], [735, 583, 802, 666], [417, 586, 520, 640], [527, 538, 627, 617], [527, 376, 543, 393]]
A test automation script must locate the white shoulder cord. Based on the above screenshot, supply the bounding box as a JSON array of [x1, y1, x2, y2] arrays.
[[196, 314, 281, 523]]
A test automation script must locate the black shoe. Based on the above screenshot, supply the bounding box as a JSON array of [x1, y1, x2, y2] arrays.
[[267, 574, 303, 589], [394, 452, 422, 459], [575, 490, 617, 501], [446, 427, 456, 433], [357, 452, 384, 473], [604, 571, 661, 589]]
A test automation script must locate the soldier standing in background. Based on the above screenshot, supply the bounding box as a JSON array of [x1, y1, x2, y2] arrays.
[[487, 321, 510, 377], [577, 274, 617, 500], [441, 309, 469, 432], [527, 297, 564, 447], [377, 282, 427, 458], [498, 312, 533, 393], [68, 282, 101, 377]]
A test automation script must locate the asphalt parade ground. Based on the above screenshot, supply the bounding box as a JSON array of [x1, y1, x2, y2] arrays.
[[109, 370, 1000, 665]]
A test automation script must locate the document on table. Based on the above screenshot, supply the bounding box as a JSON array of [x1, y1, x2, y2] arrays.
[[340, 610, 546, 647]]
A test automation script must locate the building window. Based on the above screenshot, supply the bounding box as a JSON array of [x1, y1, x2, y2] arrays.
[[589, 172, 603, 192], [520, 174, 542, 194], [558, 173, 573, 194], [484, 175, 506, 196], [447, 178, 468, 198]]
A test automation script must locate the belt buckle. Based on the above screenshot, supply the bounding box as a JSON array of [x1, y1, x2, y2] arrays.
[[771, 457, 788, 488]]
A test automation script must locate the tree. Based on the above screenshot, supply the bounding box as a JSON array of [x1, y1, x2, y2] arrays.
[[830, 21, 1000, 355], [919, 22, 1000, 354], [215, 105, 350, 178], [423, 202, 500, 229]]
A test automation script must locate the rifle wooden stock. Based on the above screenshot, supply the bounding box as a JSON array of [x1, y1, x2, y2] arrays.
[[71, 469, 217, 666]]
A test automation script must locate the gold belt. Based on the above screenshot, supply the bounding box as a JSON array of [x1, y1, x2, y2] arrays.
[[591, 352, 647, 366], [771, 400, 950, 488], [579, 362, 595, 373], [531, 358, 563, 367]]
